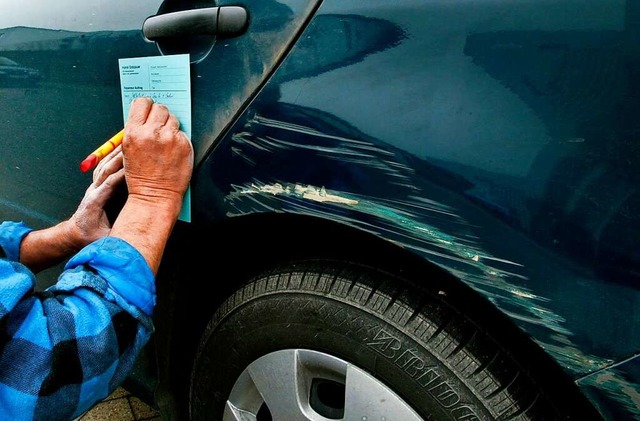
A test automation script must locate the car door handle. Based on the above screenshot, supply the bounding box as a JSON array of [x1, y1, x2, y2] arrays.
[[143, 6, 248, 40]]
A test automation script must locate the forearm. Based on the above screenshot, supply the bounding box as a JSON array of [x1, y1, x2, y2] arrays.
[[19, 220, 80, 273], [110, 194, 182, 275]]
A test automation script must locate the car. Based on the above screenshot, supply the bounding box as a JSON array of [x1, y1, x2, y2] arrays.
[[0, 55, 40, 86], [1, 1, 638, 420]]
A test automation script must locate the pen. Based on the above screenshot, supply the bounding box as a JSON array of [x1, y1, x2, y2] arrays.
[[79, 128, 125, 173]]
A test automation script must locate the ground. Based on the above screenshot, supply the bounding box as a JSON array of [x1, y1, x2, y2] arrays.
[[76, 387, 161, 421]]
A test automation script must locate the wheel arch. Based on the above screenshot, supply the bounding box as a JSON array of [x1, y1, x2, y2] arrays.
[[156, 211, 599, 419]]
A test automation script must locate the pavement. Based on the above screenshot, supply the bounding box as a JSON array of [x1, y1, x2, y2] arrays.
[[75, 387, 161, 421]]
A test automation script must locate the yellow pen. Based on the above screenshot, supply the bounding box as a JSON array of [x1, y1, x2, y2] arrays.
[[79, 128, 125, 173]]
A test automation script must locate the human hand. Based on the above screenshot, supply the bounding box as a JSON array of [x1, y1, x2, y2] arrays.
[[108, 97, 193, 274], [65, 146, 125, 249], [122, 97, 193, 207], [18, 146, 125, 272]]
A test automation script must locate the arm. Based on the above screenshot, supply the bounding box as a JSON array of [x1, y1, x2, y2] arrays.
[[0, 154, 138, 420], [0, 97, 192, 419], [110, 97, 193, 274], [17, 149, 125, 273], [0, 239, 154, 420]]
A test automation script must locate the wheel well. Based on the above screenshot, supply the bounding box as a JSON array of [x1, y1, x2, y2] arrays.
[[154, 212, 600, 419]]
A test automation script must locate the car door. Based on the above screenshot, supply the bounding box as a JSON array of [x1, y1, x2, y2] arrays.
[[0, 0, 320, 283]]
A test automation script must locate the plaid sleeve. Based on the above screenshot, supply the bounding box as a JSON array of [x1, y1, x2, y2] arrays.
[[0, 221, 33, 261], [0, 229, 156, 421]]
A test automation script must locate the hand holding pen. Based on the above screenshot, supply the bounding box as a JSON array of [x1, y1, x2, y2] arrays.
[[80, 129, 125, 173]]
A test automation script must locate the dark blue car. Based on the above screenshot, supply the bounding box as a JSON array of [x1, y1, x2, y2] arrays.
[[1, 1, 638, 420]]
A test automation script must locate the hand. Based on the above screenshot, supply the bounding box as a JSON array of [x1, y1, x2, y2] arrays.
[[109, 97, 193, 274], [18, 144, 125, 272], [65, 146, 126, 249], [122, 97, 194, 206]]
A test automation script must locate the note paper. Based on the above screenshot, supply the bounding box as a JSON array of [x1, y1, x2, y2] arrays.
[[118, 54, 192, 222]]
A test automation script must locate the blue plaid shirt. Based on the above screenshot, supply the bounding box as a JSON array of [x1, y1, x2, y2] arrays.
[[0, 221, 155, 420]]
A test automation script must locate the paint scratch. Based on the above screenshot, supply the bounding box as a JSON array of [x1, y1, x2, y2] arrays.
[[239, 183, 359, 205], [225, 112, 612, 375]]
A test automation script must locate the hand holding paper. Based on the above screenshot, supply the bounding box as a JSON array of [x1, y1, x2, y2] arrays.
[[118, 54, 192, 222]]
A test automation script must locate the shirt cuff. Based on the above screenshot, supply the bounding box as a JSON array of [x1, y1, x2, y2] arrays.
[[65, 236, 156, 316], [0, 221, 33, 262]]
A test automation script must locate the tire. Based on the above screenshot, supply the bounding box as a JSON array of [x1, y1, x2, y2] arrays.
[[189, 260, 576, 420]]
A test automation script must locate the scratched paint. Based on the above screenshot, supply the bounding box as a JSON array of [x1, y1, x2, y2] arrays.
[[576, 356, 640, 419], [239, 183, 359, 205], [226, 113, 613, 375]]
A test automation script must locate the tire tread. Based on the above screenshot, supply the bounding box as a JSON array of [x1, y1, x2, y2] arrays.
[[190, 260, 593, 420]]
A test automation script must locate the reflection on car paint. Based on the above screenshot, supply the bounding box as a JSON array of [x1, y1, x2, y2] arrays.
[[0, 56, 40, 86]]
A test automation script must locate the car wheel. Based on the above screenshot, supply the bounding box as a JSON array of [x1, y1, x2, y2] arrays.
[[189, 260, 563, 420]]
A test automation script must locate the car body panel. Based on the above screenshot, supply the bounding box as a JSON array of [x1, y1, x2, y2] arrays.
[[0, 0, 320, 279], [0, 0, 319, 226], [0, 56, 40, 86], [191, 0, 640, 417], [1, 0, 639, 419], [576, 354, 640, 419], [0, 0, 164, 229]]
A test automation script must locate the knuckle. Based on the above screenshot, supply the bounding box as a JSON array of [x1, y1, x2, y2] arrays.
[[153, 103, 169, 113]]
